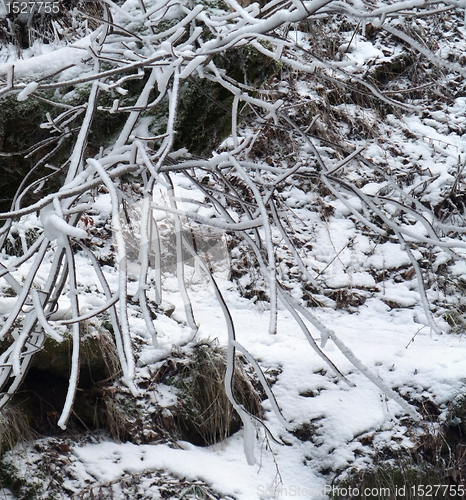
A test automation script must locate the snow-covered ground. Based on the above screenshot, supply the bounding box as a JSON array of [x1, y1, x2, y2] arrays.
[[3, 280, 466, 498], [1, 0, 466, 498]]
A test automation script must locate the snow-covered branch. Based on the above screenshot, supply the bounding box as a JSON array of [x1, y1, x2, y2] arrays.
[[0, 0, 465, 461]]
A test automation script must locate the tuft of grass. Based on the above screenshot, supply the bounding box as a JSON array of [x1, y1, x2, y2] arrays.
[[0, 406, 36, 456], [161, 340, 263, 446], [101, 392, 141, 442]]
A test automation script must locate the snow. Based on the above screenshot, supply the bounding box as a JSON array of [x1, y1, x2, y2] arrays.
[[70, 437, 303, 500], [2, 0, 466, 498], [16, 81, 38, 101], [4, 288, 464, 498], [39, 204, 87, 245], [0, 37, 93, 80], [343, 35, 385, 69]]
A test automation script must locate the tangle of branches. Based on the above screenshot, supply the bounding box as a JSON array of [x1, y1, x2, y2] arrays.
[[0, 0, 465, 464]]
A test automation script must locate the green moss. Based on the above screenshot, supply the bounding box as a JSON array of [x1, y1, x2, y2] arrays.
[[0, 457, 46, 500], [0, 90, 56, 150], [3, 228, 39, 257], [0, 72, 148, 214], [141, 0, 281, 156], [172, 77, 235, 155], [194, 0, 229, 11], [153, 19, 181, 36], [0, 92, 58, 212], [27, 329, 119, 387], [216, 43, 282, 87], [169, 44, 281, 155]]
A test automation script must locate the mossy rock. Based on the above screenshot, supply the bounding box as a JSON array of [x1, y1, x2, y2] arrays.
[[0, 91, 59, 213], [171, 45, 282, 155], [27, 328, 118, 385], [1, 0, 106, 49], [145, 1, 282, 157], [193, 0, 229, 11], [4, 328, 120, 435], [0, 7, 280, 212], [0, 74, 147, 214]]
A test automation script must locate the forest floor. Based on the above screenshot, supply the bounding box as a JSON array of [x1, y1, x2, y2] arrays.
[[1, 2, 466, 499]]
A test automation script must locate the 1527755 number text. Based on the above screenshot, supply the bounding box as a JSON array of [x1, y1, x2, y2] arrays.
[[3, 1, 60, 14]]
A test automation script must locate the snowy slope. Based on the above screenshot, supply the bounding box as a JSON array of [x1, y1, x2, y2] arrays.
[[1, 0, 466, 499]]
